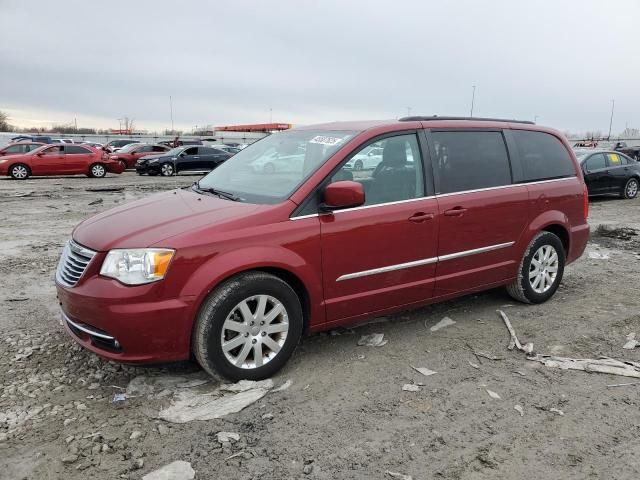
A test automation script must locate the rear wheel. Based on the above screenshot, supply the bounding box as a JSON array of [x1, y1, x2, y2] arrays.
[[161, 163, 175, 176], [9, 164, 30, 180], [506, 231, 565, 304], [88, 163, 106, 178], [193, 272, 303, 381], [622, 178, 639, 199]]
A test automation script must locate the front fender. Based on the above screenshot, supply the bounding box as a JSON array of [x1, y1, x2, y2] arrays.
[[180, 245, 325, 330]]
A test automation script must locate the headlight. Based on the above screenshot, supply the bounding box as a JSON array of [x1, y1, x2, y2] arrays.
[[100, 249, 175, 285], [148, 159, 159, 164], [0, 159, 7, 164]]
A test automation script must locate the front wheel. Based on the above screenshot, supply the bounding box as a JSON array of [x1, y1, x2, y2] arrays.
[[193, 272, 303, 381], [88, 163, 106, 178], [9, 163, 30, 180], [622, 178, 639, 199], [161, 163, 175, 176], [506, 231, 565, 304]]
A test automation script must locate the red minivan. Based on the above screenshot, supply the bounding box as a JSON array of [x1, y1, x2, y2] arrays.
[[55, 117, 589, 380]]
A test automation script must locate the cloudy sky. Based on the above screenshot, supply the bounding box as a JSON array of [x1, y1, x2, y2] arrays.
[[1, 0, 639, 134]]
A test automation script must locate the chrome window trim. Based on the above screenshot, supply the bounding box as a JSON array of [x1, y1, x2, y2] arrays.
[[289, 177, 577, 220], [336, 241, 515, 282], [62, 311, 115, 340]]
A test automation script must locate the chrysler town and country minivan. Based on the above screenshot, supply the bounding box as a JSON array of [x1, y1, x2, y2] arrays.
[[56, 117, 589, 380]]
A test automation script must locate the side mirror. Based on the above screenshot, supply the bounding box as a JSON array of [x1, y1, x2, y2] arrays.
[[321, 181, 365, 211], [36, 152, 44, 156]]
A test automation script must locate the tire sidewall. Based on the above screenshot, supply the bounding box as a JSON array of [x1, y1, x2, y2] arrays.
[[195, 273, 303, 381], [161, 163, 174, 176], [518, 232, 565, 304]]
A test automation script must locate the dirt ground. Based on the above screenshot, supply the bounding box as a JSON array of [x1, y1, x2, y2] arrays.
[[1, 172, 640, 480]]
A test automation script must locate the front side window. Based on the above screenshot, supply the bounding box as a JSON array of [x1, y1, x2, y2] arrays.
[[197, 129, 357, 204], [512, 130, 576, 181], [330, 134, 424, 206], [584, 153, 606, 170], [432, 131, 511, 194], [5, 145, 24, 153], [41, 146, 63, 155]]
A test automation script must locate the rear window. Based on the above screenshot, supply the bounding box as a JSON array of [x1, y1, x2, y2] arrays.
[[512, 130, 576, 182], [432, 131, 512, 194]]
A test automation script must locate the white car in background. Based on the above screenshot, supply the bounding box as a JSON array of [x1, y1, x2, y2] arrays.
[[345, 145, 383, 170]]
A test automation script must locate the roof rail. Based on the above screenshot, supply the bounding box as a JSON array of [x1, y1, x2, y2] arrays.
[[399, 115, 534, 125]]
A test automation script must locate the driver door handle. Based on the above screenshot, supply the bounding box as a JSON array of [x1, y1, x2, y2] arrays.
[[444, 207, 468, 216], [408, 212, 434, 223]]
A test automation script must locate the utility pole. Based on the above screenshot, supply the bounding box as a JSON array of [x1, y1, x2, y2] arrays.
[[169, 96, 174, 134], [607, 99, 615, 140], [407, 107, 411, 117], [534, 115, 539, 124], [470, 85, 476, 117], [269, 108, 273, 123], [74, 117, 78, 133]]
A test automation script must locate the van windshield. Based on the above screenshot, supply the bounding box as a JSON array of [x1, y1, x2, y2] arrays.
[[196, 129, 356, 204]]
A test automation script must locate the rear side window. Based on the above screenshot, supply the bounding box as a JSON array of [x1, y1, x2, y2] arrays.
[[432, 131, 511, 194], [65, 145, 91, 154], [585, 153, 606, 170], [607, 152, 623, 165], [512, 130, 576, 181]]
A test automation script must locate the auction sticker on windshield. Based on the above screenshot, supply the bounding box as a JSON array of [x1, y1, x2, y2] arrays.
[[309, 135, 344, 146]]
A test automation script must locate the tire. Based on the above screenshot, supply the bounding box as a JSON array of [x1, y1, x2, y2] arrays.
[[193, 271, 303, 381], [161, 163, 175, 176], [622, 177, 639, 199], [9, 163, 30, 180], [263, 162, 275, 174], [506, 231, 565, 304], [88, 163, 106, 178], [354, 160, 363, 171]]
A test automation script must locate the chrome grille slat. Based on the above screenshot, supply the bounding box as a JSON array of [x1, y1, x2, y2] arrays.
[[56, 240, 97, 287]]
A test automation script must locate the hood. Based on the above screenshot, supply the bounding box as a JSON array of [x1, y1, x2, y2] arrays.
[[73, 188, 272, 251], [138, 153, 168, 162], [0, 152, 33, 161]]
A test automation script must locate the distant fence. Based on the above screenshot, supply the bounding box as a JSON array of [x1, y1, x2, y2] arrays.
[[0, 131, 268, 148]]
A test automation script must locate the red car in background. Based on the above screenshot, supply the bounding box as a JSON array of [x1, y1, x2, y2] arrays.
[[0, 142, 45, 156], [109, 143, 171, 169], [0, 144, 125, 179]]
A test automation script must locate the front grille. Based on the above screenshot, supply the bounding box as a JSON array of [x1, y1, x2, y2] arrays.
[[56, 240, 97, 287]]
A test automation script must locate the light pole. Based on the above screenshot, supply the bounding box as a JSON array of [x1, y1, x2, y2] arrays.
[[269, 108, 273, 123], [607, 99, 615, 140], [470, 85, 476, 117], [534, 115, 539, 123], [169, 96, 174, 134]]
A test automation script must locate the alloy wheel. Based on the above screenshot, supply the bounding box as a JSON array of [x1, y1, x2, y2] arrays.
[[220, 295, 289, 369], [11, 165, 28, 179], [161, 164, 174, 176], [626, 179, 638, 198], [92, 165, 105, 177], [528, 245, 559, 294]]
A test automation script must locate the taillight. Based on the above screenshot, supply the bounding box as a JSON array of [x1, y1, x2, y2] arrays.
[[583, 183, 589, 219]]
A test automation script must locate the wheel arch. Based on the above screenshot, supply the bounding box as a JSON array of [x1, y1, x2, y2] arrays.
[[541, 223, 570, 256]]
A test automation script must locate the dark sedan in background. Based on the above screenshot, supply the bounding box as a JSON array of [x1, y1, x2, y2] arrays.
[[575, 150, 640, 199], [135, 145, 232, 176]]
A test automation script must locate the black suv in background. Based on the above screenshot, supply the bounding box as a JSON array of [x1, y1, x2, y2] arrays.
[[135, 145, 232, 176]]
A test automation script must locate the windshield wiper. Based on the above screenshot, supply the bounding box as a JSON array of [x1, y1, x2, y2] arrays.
[[193, 181, 240, 201]]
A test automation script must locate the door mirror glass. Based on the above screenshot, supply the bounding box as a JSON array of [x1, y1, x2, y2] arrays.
[[322, 181, 365, 211]]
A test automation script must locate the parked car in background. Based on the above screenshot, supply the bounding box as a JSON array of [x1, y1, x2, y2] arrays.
[[9, 135, 53, 144], [0, 142, 45, 156], [612, 141, 640, 160], [158, 139, 203, 148], [214, 145, 242, 155], [135, 146, 231, 176], [56, 117, 589, 381], [574, 149, 639, 199], [0, 144, 124, 179], [109, 143, 170, 169], [345, 144, 383, 170], [103, 139, 140, 153], [81, 141, 104, 149], [52, 138, 74, 144]]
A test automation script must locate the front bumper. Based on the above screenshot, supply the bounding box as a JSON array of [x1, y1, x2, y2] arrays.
[[57, 274, 196, 364]]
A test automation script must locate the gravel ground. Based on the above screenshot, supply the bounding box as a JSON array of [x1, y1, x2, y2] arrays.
[[1, 172, 640, 479]]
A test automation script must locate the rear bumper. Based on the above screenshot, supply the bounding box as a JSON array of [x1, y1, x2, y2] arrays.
[[568, 222, 590, 263], [56, 279, 196, 364]]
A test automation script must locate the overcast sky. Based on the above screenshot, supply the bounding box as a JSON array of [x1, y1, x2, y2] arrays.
[[1, 0, 639, 134]]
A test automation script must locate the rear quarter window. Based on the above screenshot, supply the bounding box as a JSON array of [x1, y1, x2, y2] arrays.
[[512, 130, 576, 182]]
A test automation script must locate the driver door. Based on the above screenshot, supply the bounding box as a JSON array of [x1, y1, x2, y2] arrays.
[[318, 132, 439, 323], [177, 147, 199, 171], [31, 145, 65, 175]]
